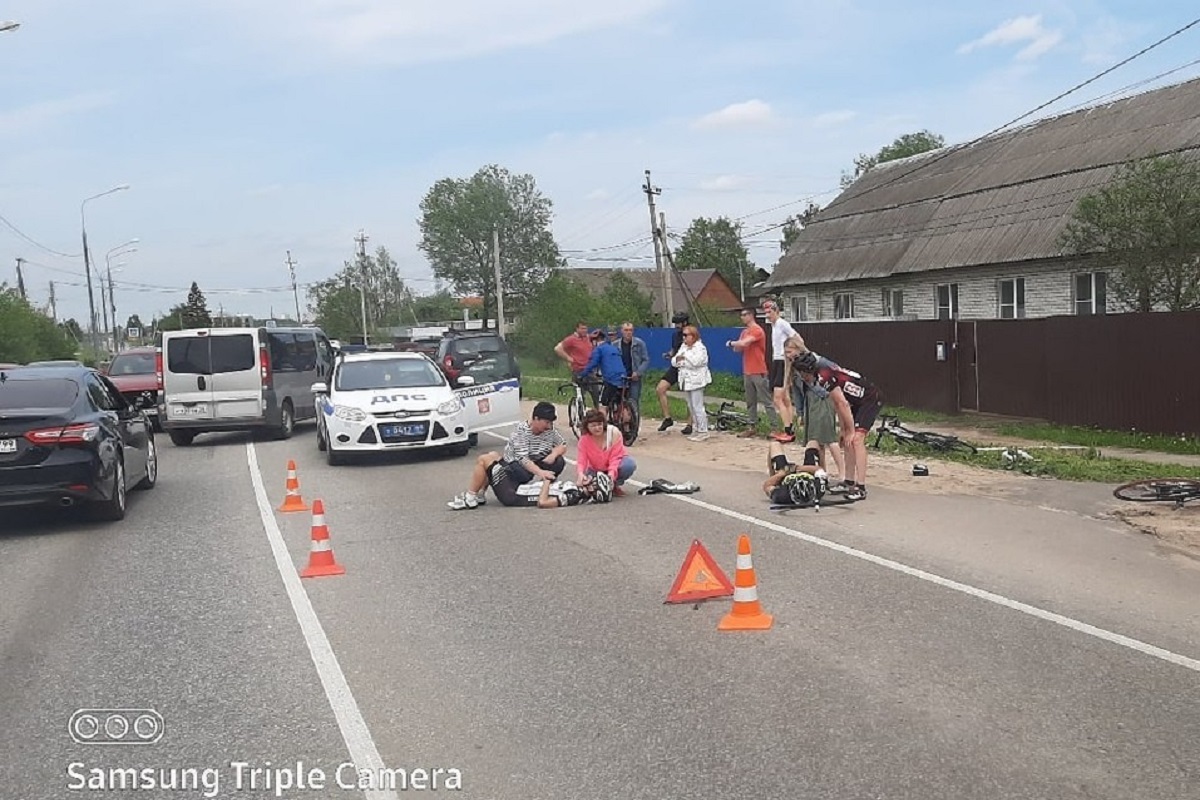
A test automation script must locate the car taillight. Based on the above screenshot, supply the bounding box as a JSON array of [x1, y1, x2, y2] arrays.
[[260, 345, 272, 388], [25, 422, 101, 445], [154, 350, 164, 390]]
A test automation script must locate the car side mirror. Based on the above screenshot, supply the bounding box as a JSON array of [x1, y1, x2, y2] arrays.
[[310, 381, 328, 394], [456, 376, 475, 387]]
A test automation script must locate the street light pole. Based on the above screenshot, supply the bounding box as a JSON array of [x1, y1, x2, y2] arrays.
[[104, 240, 138, 353], [80, 185, 130, 362]]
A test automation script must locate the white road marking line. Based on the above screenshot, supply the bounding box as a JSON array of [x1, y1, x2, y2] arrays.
[[483, 430, 1200, 674], [246, 443, 398, 800]]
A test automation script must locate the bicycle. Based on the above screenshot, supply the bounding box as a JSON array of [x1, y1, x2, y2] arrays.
[[557, 378, 602, 440], [1112, 478, 1200, 509], [603, 377, 641, 447], [712, 401, 752, 432], [871, 414, 978, 455]]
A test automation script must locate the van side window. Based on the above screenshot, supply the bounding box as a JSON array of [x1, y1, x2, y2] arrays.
[[208, 335, 256, 374], [293, 333, 318, 371], [268, 332, 298, 372]]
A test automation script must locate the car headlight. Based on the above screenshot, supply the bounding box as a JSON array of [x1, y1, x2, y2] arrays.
[[332, 404, 366, 422], [437, 399, 463, 415]]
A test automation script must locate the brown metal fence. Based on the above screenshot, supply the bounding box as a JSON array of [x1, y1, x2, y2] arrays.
[[800, 311, 1200, 435]]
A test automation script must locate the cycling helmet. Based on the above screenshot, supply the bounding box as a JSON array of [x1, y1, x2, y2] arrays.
[[590, 472, 614, 503], [792, 351, 818, 373], [784, 473, 821, 506], [671, 311, 690, 324]]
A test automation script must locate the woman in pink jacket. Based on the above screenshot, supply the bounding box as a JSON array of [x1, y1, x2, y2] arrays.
[[576, 408, 637, 497]]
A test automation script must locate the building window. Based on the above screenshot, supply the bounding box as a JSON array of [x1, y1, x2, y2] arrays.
[[935, 283, 959, 320], [833, 293, 854, 319], [790, 296, 808, 322], [998, 278, 1026, 319], [1073, 272, 1107, 315], [882, 288, 904, 317]]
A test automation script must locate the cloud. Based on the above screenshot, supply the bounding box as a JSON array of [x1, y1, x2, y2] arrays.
[[699, 175, 752, 191], [693, 99, 775, 130], [207, 0, 670, 66], [0, 92, 114, 136], [812, 110, 856, 127], [957, 14, 1062, 61]]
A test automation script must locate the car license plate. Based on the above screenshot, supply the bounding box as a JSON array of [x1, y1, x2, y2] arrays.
[[384, 424, 425, 437], [173, 404, 209, 416], [0, 438, 16, 454]]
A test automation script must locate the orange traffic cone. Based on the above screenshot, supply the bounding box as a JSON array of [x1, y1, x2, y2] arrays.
[[718, 534, 773, 631], [278, 460, 309, 513], [300, 500, 345, 578]]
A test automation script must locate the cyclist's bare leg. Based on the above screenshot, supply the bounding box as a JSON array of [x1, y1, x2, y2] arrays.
[[772, 386, 794, 433], [825, 441, 845, 479], [850, 429, 869, 485], [656, 378, 672, 418], [467, 452, 502, 494]]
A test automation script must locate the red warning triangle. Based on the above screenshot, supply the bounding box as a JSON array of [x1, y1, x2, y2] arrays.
[[665, 539, 734, 604]]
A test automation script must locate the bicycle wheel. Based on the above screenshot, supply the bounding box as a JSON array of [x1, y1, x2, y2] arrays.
[[917, 433, 976, 454], [618, 400, 640, 446], [568, 395, 586, 439], [1113, 478, 1200, 502]]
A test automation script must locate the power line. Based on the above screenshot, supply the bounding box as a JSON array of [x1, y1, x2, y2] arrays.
[[0, 211, 81, 258]]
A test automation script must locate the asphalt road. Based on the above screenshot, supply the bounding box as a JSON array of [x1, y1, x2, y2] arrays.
[[0, 421, 1197, 799]]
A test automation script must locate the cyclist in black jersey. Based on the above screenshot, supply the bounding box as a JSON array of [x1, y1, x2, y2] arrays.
[[761, 439, 828, 506], [788, 345, 882, 502]]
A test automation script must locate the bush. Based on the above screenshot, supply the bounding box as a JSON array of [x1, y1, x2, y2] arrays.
[[0, 288, 77, 364]]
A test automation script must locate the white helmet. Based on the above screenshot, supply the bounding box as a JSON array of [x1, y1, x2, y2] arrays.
[[591, 472, 614, 503]]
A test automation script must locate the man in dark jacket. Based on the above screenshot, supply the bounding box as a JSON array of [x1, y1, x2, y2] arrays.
[[616, 322, 650, 406]]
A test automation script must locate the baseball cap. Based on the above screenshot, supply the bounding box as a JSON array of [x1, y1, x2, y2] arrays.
[[532, 401, 557, 421], [589, 328, 605, 339]]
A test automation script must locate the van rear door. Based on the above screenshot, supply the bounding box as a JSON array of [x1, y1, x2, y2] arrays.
[[205, 331, 262, 419], [163, 330, 260, 422]]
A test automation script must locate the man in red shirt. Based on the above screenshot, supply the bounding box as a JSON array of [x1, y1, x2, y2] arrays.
[[728, 308, 780, 438], [554, 320, 595, 378]]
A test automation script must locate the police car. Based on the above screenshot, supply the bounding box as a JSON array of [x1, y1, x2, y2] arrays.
[[311, 350, 521, 466]]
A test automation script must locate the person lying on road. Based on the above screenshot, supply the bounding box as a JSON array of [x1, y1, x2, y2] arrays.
[[762, 439, 829, 507], [448, 451, 612, 509]]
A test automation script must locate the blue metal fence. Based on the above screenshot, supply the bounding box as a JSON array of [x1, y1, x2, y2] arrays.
[[634, 327, 746, 374]]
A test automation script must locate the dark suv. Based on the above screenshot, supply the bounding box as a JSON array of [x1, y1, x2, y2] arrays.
[[435, 331, 521, 388]]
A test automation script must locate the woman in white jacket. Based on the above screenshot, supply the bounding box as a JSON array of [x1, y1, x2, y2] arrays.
[[672, 325, 712, 441]]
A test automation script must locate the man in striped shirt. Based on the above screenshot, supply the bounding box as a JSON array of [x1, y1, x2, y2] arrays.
[[500, 401, 568, 485]]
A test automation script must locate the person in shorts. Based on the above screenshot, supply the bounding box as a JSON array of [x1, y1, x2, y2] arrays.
[[655, 311, 694, 434], [761, 439, 828, 507], [762, 300, 800, 442], [447, 451, 612, 509]]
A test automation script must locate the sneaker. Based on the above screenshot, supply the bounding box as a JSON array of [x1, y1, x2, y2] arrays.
[[687, 432, 710, 442], [845, 487, 866, 502], [736, 429, 757, 438], [658, 418, 674, 432], [771, 431, 795, 443], [681, 424, 694, 436], [827, 480, 854, 495], [446, 492, 480, 510], [471, 491, 487, 506]]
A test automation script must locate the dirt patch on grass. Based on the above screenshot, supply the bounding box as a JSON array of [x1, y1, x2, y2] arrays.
[[1109, 505, 1200, 557]]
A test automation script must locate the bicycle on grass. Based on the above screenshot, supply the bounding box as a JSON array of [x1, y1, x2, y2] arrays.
[[871, 414, 978, 455], [1112, 478, 1200, 509]]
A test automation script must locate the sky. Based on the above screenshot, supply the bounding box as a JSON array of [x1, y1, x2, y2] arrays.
[[1, 0, 1198, 326]]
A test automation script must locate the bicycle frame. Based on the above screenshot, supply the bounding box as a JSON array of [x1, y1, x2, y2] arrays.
[[871, 415, 977, 454]]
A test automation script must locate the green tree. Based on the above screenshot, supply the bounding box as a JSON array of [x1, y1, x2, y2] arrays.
[[182, 282, 212, 328], [409, 289, 462, 323], [0, 287, 76, 363], [154, 303, 189, 333], [418, 164, 562, 323], [841, 129, 945, 187], [60, 318, 84, 343], [780, 201, 823, 252], [674, 216, 753, 297], [125, 313, 145, 332], [596, 271, 654, 325], [1060, 153, 1200, 312], [308, 246, 411, 340]]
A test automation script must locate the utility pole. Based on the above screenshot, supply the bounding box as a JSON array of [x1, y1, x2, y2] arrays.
[[492, 225, 505, 338], [285, 250, 301, 323], [355, 229, 370, 347], [15, 257, 26, 300], [48, 281, 57, 322], [99, 273, 112, 353], [659, 210, 675, 323], [107, 266, 119, 353], [643, 170, 669, 326]]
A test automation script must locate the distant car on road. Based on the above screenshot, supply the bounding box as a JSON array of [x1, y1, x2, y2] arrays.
[[103, 347, 162, 431], [435, 331, 521, 388], [0, 364, 157, 520], [311, 350, 521, 466]]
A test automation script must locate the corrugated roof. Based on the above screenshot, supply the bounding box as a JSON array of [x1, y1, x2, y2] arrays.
[[768, 77, 1200, 288]]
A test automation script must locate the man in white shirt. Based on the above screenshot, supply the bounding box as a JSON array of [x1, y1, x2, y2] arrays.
[[762, 299, 800, 443]]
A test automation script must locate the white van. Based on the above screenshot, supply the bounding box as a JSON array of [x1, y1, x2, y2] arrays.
[[159, 326, 335, 446]]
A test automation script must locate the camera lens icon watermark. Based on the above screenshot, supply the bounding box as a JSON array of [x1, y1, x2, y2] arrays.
[[69, 709, 164, 745]]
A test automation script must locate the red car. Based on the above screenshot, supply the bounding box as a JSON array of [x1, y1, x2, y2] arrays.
[[103, 347, 162, 430]]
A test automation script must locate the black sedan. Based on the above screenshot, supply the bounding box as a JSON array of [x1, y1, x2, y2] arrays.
[[0, 365, 158, 521]]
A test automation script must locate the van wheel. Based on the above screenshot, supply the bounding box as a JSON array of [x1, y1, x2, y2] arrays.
[[316, 420, 328, 452], [168, 430, 195, 447], [274, 401, 295, 440]]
